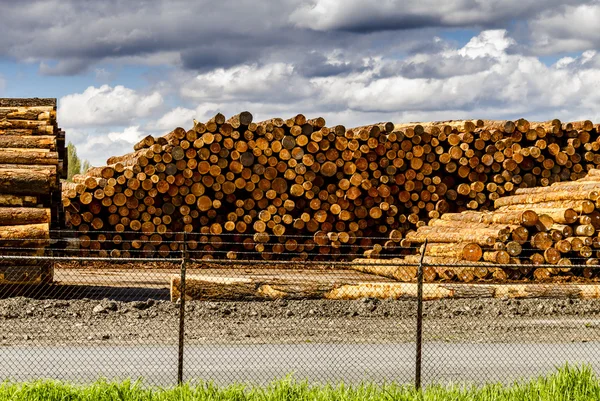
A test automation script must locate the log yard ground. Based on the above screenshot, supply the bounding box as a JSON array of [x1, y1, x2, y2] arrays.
[[2, 267, 600, 347]]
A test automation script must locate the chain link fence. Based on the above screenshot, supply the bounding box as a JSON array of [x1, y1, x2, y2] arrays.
[[1, 233, 600, 387]]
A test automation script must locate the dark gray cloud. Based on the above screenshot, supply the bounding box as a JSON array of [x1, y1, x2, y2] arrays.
[[39, 59, 90, 75], [0, 0, 304, 74], [379, 55, 496, 79], [294, 51, 367, 77], [181, 46, 259, 71], [290, 0, 592, 33], [0, 0, 593, 78]]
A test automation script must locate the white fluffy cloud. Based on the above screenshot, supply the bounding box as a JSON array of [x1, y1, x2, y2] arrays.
[[107, 126, 145, 144], [72, 126, 146, 166], [59, 85, 163, 127], [180, 63, 313, 102], [176, 29, 600, 124], [149, 107, 197, 131]]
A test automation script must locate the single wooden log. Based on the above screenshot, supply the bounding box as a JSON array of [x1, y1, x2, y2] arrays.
[[0, 208, 50, 225], [0, 106, 55, 119], [106, 148, 153, 165], [0, 195, 39, 207], [428, 219, 524, 233], [406, 227, 506, 246], [0, 166, 56, 195], [85, 165, 119, 179], [0, 136, 56, 150], [515, 181, 600, 195], [171, 270, 398, 300], [440, 210, 539, 227], [0, 149, 59, 165], [505, 241, 523, 256], [402, 255, 485, 266], [423, 242, 482, 261], [227, 112, 253, 128], [495, 190, 599, 208], [133, 135, 155, 151], [394, 119, 486, 133], [0, 223, 49, 247], [349, 259, 422, 282], [496, 200, 595, 214], [483, 250, 510, 264]]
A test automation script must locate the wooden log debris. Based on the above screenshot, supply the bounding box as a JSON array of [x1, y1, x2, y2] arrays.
[[171, 270, 600, 301]]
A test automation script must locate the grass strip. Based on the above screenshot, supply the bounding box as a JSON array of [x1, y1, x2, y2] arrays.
[[1, 364, 599, 401]]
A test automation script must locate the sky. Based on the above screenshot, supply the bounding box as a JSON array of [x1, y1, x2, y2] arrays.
[[2, 0, 600, 165]]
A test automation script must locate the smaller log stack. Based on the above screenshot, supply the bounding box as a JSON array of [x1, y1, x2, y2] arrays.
[[0, 98, 65, 285], [361, 168, 600, 283]]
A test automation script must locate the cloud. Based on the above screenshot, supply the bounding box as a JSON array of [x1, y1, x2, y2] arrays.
[[149, 107, 197, 131], [175, 29, 600, 124], [290, 0, 589, 32], [71, 126, 146, 166], [0, 0, 304, 75], [107, 125, 145, 144], [458, 30, 515, 58], [39, 59, 90, 75], [179, 63, 314, 102], [529, 4, 600, 54], [1, 0, 577, 77], [63, 28, 600, 167], [58, 85, 163, 127], [294, 51, 368, 77], [94, 68, 115, 82], [180, 46, 259, 71]]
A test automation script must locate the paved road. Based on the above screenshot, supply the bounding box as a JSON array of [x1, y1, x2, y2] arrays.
[[1, 342, 599, 386]]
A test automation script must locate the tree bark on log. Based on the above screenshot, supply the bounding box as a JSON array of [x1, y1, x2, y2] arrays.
[[0, 208, 50, 225], [0, 149, 59, 165], [0, 136, 56, 150], [0, 167, 56, 195], [172, 273, 600, 301], [0, 223, 49, 247]]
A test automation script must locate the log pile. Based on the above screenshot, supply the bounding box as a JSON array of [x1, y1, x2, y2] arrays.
[[361, 169, 600, 283], [62, 114, 600, 265], [0, 98, 65, 284]]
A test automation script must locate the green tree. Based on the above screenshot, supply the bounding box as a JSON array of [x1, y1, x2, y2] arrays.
[[66, 142, 92, 181], [81, 160, 92, 174]]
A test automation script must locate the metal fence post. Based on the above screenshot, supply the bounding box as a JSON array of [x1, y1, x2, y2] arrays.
[[415, 239, 427, 390], [177, 233, 188, 385]]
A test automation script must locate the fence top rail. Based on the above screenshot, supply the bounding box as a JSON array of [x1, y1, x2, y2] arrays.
[[1, 254, 600, 270]]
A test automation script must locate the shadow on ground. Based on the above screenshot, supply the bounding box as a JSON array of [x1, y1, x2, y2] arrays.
[[0, 284, 170, 301]]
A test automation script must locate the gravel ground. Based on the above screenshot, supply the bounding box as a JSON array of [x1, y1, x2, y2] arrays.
[[2, 297, 600, 346]]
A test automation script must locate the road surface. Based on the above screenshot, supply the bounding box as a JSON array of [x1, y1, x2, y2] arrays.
[[1, 342, 598, 386]]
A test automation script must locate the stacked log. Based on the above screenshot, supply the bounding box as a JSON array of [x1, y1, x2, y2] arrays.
[[361, 169, 600, 283], [0, 98, 65, 284], [62, 114, 600, 264], [65, 112, 396, 260]]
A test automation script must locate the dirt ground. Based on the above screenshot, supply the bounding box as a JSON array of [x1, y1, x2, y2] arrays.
[[2, 296, 600, 346], [2, 266, 600, 347]]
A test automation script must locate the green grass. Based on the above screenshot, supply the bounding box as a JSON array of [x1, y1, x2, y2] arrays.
[[1, 365, 599, 400]]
